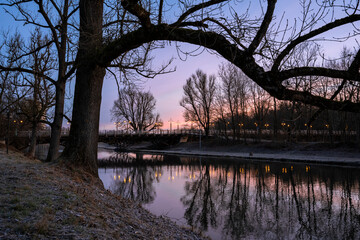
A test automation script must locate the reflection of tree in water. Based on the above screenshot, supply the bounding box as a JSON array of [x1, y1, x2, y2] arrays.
[[181, 164, 218, 231], [180, 161, 360, 239], [108, 153, 164, 204], [222, 165, 251, 237]]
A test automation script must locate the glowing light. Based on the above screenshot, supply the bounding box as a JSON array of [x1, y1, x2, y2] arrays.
[[282, 168, 287, 173], [306, 166, 310, 172], [113, 175, 116, 180], [129, 178, 131, 183], [172, 176, 174, 180], [265, 165, 270, 173], [124, 178, 126, 183], [118, 175, 120, 180], [291, 166, 293, 171]]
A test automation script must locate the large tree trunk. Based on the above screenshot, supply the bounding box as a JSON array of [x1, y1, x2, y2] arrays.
[[46, 82, 65, 162], [61, 0, 105, 177]]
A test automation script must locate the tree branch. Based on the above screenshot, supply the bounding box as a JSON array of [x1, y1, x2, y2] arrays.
[[247, 0, 276, 54], [272, 14, 360, 71], [0, 66, 56, 85], [170, 0, 228, 27], [121, 0, 151, 28]]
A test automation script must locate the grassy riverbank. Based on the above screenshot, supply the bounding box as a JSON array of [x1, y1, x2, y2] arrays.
[[0, 144, 204, 240]]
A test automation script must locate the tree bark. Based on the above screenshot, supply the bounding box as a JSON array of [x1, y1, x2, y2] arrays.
[[61, 0, 105, 176], [27, 121, 37, 157], [46, 81, 65, 161]]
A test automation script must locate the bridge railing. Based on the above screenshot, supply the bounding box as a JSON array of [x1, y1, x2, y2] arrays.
[[98, 129, 206, 137]]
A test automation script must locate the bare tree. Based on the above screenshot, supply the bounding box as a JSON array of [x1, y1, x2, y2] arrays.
[[250, 82, 271, 141], [111, 88, 161, 132], [19, 31, 55, 157], [180, 69, 216, 136], [218, 63, 249, 140]]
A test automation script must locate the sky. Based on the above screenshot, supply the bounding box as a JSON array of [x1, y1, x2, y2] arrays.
[[100, 44, 224, 130], [0, 0, 358, 131]]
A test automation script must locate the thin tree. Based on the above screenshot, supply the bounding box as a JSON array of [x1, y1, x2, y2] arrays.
[[16, 31, 55, 157], [218, 63, 249, 141], [180, 69, 216, 136]]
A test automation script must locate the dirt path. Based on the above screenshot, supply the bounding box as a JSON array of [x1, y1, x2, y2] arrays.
[[0, 144, 204, 240]]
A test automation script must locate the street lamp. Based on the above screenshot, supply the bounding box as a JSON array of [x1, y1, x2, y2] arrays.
[[168, 119, 173, 133], [114, 122, 121, 131]]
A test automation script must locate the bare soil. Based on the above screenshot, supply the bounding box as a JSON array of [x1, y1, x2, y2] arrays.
[[0, 144, 205, 240]]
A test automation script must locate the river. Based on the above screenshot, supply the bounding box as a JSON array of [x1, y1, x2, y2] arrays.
[[98, 149, 360, 239]]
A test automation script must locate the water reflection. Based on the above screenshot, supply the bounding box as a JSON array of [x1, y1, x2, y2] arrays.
[[98, 152, 360, 240]]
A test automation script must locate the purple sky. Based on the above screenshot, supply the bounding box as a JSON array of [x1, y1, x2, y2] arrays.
[[100, 44, 224, 130]]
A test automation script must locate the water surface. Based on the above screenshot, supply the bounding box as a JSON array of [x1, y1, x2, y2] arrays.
[[98, 150, 360, 240]]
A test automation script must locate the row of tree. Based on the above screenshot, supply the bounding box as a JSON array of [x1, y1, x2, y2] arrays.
[[181, 61, 360, 143]]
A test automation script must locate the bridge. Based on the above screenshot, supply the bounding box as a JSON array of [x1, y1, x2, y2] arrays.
[[10, 127, 358, 148], [12, 129, 204, 148]]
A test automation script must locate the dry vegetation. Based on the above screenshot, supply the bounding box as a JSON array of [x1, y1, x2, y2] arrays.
[[0, 144, 204, 240]]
